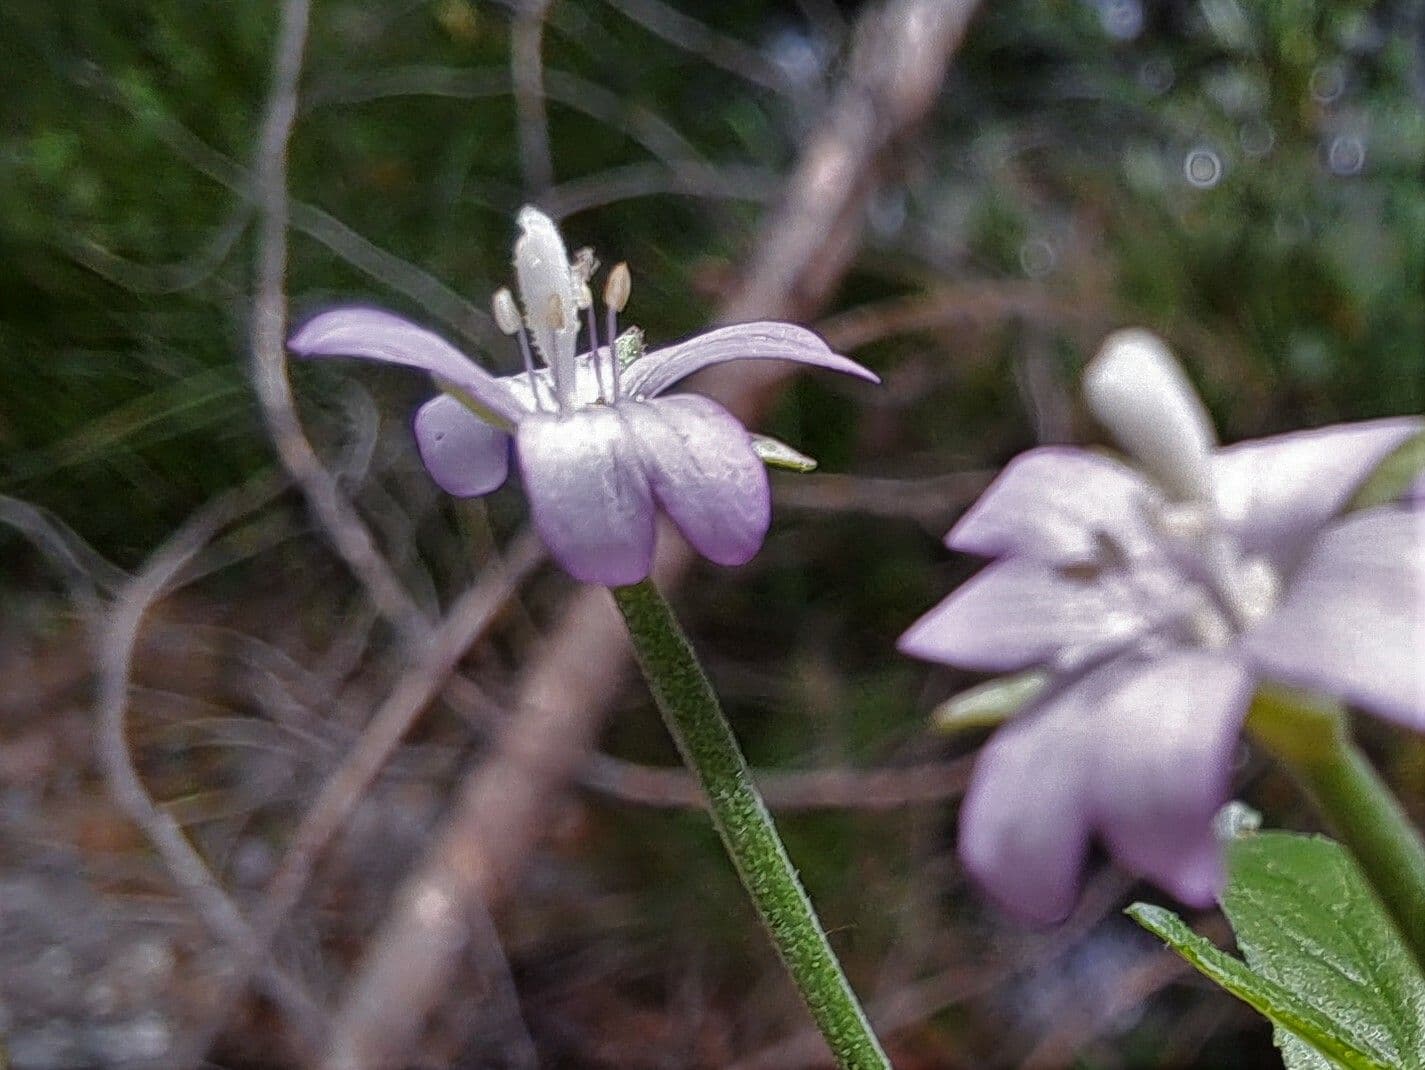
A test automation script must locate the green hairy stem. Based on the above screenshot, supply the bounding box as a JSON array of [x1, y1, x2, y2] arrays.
[[610, 579, 892, 1070]]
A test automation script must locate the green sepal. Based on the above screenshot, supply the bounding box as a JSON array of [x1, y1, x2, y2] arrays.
[[615, 326, 645, 369], [752, 434, 818, 473], [433, 377, 515, 432], [1346, 427, 1425, 511], [929, 671, 1047, 734]]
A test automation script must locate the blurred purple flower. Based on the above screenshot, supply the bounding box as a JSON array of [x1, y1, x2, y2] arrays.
[[900, 329, 1424, 923], [290, 207, 876, 586]]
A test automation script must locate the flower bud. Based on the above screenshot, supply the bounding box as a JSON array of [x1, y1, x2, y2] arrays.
[[1084, 329, 1217, 502]]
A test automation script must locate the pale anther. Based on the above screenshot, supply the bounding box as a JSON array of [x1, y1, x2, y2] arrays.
[[604, 262, 631, 313], [492, 287, 521, 335]]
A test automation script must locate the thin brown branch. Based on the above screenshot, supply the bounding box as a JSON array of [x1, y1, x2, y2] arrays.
[[771, 469, 994, 530], [816, 282, 1107, 354], [61, 202, 253, 295], [512, 0, 556, 194], [727, 872, 1133, 1070], [543, 161, 777, 219], [247, 0, 431, 648], [582, 752, 972, 810], [320, 2, 985, 1066], [182, 533, 545, 1067], [104, 92, 494, 347], [600, 0, 792, 93], [93, 472, 325, 1055], [306, 66, 710, 172]]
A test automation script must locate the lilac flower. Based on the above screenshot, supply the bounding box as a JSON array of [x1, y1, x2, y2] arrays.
[[290, 207, 876, 585], [900, 329, 1424, 923]]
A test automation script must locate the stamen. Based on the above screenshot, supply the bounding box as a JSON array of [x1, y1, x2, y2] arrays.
[[515, 330, 546, 411], [604, 262, 631, 313], [571, 247, 599, 289], [583, 296, 607, 402], [605, 307, 621, 402], [604, 263, 631, 401], [493, 286, 546, 411]]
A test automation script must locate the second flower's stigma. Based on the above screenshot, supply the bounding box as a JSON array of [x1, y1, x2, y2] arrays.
[[1084, 329, 1217, 503]]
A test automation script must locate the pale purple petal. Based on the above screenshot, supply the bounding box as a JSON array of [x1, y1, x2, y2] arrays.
[[290, 307, 528, 425], [947, 448, 1160, 564], [413, 395, 511, 497], [515, 408, 655, 586], [898, 558, 1149, 672], [959, 706, 1092, 925], [1085, 650, 1253, 907], [1245, 508, 1425, 728], [621, 395, 771, 567], [1213, 417, 1422, 569], [961, 650, 1251, 922], [621, 322, 878, 399]]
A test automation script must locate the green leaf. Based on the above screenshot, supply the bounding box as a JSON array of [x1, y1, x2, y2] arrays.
[[1126, 904, 1393, 1070], [1223, 832, 1425, 1070]]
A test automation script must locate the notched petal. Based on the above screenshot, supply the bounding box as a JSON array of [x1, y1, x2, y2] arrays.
[[414, 394, 511, 498], [898, 557, 1148, 672], [622, 395, 771, 568], [1213, 416, 1423, 570]]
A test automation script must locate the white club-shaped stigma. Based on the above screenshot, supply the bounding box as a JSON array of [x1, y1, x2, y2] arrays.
[[1083, 329, 1218, 503], [513, 206, 581, 409]]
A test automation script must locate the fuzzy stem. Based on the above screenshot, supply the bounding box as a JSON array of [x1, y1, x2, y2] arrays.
[[1248, 688, 1425, 974], [610, 579, 892, 1070]]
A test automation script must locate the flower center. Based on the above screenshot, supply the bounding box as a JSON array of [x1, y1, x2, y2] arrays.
[[1120, 498, 1282, 654], [493, 206, 633, 415], [1076, 328, 1282, 654]]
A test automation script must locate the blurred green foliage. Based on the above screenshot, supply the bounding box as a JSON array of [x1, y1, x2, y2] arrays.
[[2, 0, 1421, 563]]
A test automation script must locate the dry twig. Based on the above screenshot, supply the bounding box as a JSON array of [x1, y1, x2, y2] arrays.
[[512, 0, 556, 194], [600, 0, 791, 93], [582, 752, 972, 811], [93, 472, 326, 1054], [182, 533, 545, 1067], [727, 873, 1134, 1070], [247, 0, 431, 649]]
